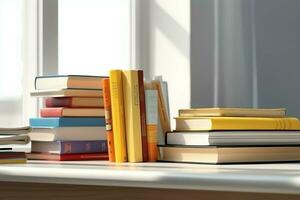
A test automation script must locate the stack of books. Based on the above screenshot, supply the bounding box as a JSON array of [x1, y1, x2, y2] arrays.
[[160, 108, 300, 164], [0, 127, 31, 164], [28, 75, 108, 161]]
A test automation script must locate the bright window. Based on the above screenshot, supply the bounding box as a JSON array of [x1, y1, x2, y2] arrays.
[[58, 0, 131, 76]]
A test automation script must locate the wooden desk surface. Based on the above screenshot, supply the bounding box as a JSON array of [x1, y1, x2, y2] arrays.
[[0, 161, 300, 195]]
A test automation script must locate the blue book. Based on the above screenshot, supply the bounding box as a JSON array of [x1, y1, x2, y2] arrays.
[[31, 140, 108, 154], [30, 117, 105, 127]]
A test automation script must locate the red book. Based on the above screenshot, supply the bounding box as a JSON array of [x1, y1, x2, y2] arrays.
[[27, 153, 108, 161], [45, 97, 104, 108], [40, 107, 105, 117], [138, 70, 148, 162], [102, 78, 115, 162], [0, 152, 26, 159]]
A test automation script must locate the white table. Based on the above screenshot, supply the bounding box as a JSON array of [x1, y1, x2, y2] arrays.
[[0, 161, 300, 200]]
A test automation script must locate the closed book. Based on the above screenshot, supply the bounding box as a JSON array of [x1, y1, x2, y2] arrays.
[[175, 117, 300, 131], [159, 145, 300, 164], [40, 107, 105, 117], [35, 75, 106, 90], [138, 70, 148, 162], [167, 131, 300, 146], [0, 152, 26, 159], [27, 152, 108, 161], [109, 70, 127, 162], [122, 70, 143, 162], [45, 97, 104, 108], [0, 158, 26, 164], [178, 107, 286, 117], [29, 127, 106, 141], [102, 78, 115, 162], [0, 126, 31, 135], [31, 140, 108, 154], [30, 117, 105, 127], [145, 88, 158, 162], [31, 89, 103, 98]]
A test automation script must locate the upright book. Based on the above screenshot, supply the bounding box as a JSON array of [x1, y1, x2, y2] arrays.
[[35, 75, 106, 90], [122, 70, 143, 162], [175, 117, 300, 131], [109, 70, 127, 162], [178, 108, 286, 117]]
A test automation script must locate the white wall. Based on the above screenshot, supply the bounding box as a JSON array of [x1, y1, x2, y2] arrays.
[[140, 0, 190, 128]]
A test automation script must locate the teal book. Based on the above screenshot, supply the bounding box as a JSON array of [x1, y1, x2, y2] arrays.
[[30, 117, 105, 127]]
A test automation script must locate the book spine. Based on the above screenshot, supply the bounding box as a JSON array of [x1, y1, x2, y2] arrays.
[[60, 153, 108, 161], [145, 89, 158, 162], [109, 70, 127, 162], [60, 141, 108, 154], [138, 70, 148, 162], [102, 78, 115, 162], [122, 70, 143, 162], [40, 108, 63, 117], [45, 97, 72, 107]]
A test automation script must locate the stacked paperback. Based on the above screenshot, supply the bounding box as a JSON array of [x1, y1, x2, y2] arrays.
[[160, 108, 300, 164], [0, 127, 31, 163], [28, 75, 108, 161]]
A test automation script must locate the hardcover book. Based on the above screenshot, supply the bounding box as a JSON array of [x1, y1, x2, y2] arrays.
[[31, 140, 108, 154], [40, 107, 105, 117], [31, 89, 103, 97], [30, 117, 105, 127], [27, 152, 108, 161], [35, 75, 107, 90], [45, 97, 104, 108]]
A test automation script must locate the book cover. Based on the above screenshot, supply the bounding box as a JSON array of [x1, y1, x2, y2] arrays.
[[145, 89, 158, 162], [27, 152, 108, 161], [45, 97, 104, 108], [40, 107, 105, 117], [109, 70, 127, 162], [31, 140, 108, 154], [30, 117, 105, 127], [178, 108, 286, 117], [102, 78, 115, 162], [122, 70, 143, 162], [138, 70, 148, 162], [35, 75, 107, 90], [175, 117, 300, 131], [29, 127, 107, 141]]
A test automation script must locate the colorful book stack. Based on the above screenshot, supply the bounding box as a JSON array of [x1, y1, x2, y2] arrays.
[[28, 75, 108, 161], [160, 108, 300, 164], [0, 127, 31, 164], [106, 70, 161, 163]]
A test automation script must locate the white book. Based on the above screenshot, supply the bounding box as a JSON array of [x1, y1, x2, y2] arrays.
[[29, 127, 106, 141], [167, 131, 300, 146]]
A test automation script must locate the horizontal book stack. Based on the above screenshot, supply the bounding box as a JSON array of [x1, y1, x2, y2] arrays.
[[0, 127, 31, 164], [107, 70, 163, 163], [160, 108, 300, 164], [28, 75, 108, 161]]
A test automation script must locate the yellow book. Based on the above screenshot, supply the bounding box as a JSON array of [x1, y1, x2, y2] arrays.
[[109, 70, 127, 162], [175, 117, 300, 131], [122, 70, 143, 162], [178, 108, 286, 117], [0, 159, 26, 164]]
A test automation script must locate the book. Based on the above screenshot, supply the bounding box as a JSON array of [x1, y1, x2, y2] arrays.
[[0, 126, 31, 135], [45, 97, 104, 108], [159, 145, 300, 164], [30, 117, 105, 127], [0, 152, 26, 164], [27, 152, 108, 161], [109, 70, 127, 162], [0, 135, 30, 145], [29, 127, 106, 141], [35, 75, 106, 90], [31, 140, 108, 154], [0, 158, 26, 164], [138, 71, 148, 162], [40, 107, 105, 117], [31, 89, 103, 97], [175, 117, 300, 131], [145, 88, 158, 162], [122, 70, 143, 162], [167, 131, 300, 146], [102, 78, 115, 162], [178, 108, 286, 117]]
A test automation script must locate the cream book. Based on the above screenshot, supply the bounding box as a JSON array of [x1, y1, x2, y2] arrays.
[[31, 89, 103, 97], [179, 108, 286, 117]]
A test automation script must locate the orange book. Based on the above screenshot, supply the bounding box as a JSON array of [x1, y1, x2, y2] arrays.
[[102, 78, 115, 162]]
